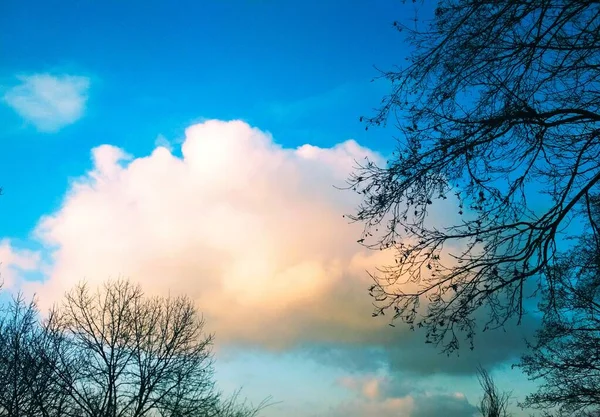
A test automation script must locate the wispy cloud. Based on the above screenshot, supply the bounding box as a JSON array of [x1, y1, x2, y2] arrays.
[[154, 134, 173, 152], [0, 239, 41, 289], [3, 73, 90, 132]]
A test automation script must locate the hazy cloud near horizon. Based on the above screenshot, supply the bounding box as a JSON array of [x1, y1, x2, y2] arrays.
[[332, 374, 479, 417]]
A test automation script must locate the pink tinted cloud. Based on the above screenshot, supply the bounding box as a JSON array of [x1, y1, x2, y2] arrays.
[[333, 374, 478, 417], [27, 119, 397, 348], [337, 374, 387, 400]]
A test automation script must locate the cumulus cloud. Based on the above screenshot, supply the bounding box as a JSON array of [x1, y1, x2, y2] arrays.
[[25, 119, 390, 347], [3, 73, 89, 132], [17, 119, 536, 377]]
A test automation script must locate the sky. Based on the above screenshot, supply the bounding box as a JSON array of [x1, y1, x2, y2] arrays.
[[0, 1, 540, 416]]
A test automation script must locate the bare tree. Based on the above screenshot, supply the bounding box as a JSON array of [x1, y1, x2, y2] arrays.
[[0, 294, 41, 417], [477, 367, 511, 417], [346, 0, 600, 352], [0, 280, 268, 417], [517, 208, 600, 416], [214, 389, 273, 417], [0, 294, 68, 417], [44, 279, 220, 417]]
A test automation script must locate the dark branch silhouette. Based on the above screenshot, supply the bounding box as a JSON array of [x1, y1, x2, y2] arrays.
[[477, 366, 512, 417], [346, 0, 600, 353], [0, 294, 67, 417], [517, 196, 600, 416]]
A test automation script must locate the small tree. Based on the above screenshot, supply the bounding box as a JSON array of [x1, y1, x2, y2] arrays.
[[0, 280, 267, 417], [477, 367, 511, 417], [45, 279, 220, 417]]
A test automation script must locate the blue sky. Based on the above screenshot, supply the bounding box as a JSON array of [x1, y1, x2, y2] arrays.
[[1, 1, 539, 416], [1, 0, 403, 237]]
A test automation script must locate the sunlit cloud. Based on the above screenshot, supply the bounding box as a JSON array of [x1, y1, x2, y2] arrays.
[[3, 73, 89, 132], [25, 120, 390, 347], [15, 119, 535, 378]]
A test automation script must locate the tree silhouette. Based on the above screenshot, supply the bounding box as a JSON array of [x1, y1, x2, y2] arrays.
[[517, 196, 600, 416], [0, 279, 268, 417], [44, 279, 219, 417], [0, 294, 69, 417], [0, 295, 47, 417], [477, 367, 512, 417], [347, 0, 600, 352]]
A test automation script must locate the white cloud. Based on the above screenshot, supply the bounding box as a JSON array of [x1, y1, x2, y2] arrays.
[[24, 119, 392, 349], [10, 118, 534, 379], [3, 73, 90, 132]]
